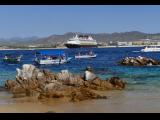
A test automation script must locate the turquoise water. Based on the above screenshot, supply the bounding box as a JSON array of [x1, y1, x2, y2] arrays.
[[1, 47, 160, 93]]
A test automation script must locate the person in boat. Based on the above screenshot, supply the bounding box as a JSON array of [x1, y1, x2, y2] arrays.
[[59, 55, 63, 60], [77, 52, 81, 56], [47, 56, 51, 60], [61, 55, 65, 60], [42, 55, 47, 60], [89, 51, 93, 56], [4, 55, 8, 59]]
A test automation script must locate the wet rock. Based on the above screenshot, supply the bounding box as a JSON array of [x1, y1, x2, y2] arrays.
[[119, 56, 160, 66], [57, 70, 84, 87], [84, 77, 125, 90], [5, 80, 17, 90], [107, 77, 126, 89], [70, 87, 107, 102], [39, 91, 65, 99], [44, 81, 64, 92]]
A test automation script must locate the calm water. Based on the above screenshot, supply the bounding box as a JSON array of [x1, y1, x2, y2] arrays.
[[1, 47, 160, 94]]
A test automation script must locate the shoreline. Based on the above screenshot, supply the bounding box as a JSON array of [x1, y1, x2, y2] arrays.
[[0, 47, 68, 51], [0, 45, 145, 50]]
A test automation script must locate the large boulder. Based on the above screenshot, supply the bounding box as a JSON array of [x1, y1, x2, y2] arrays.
[[16, 64, 37, 80], [57, 70, 84, 87], [5, 64, 126, 102], [107, 77, 126, 89], [84, 77, 125, 90], [69, 87, 107, 102]]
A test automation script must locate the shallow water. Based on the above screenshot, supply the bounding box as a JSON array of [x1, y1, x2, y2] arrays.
[[1, 47, 160, 112]]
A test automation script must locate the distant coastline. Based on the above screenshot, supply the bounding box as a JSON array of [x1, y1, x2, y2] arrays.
[[0, 47, 68, 50], [0, 45, 145, 50]]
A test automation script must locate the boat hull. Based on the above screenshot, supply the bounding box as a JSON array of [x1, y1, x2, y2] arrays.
[[75, 54, 97, 59], [35, 57, 72, 65], [65, 44, 98, 48], [3, 59, 20, 64], [141, 48, 160, 52]]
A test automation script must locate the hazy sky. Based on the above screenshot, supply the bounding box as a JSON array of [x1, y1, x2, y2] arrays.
[[0, 5, 160, 38]]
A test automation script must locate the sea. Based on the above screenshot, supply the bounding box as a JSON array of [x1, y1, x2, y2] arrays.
[[1, 47, 160, 112]]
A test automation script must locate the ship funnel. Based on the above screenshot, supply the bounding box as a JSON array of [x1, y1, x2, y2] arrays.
[[75, 34, 78, 38]]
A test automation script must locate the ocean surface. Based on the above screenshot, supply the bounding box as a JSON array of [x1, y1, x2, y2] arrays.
[[1, 47, 160, 107]]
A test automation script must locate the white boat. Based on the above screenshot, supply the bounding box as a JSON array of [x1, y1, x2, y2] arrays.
[[75, 54, 97, 59], [34, 50, 72, 65], [65, 34, 98, 48], [141, 46, 160, 52], [35, 57, 72, 65], [75, 51, 97, 59]]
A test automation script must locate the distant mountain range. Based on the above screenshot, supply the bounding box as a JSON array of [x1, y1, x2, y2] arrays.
[[0, 36, 39, 46], [1, 31, 160, 47]]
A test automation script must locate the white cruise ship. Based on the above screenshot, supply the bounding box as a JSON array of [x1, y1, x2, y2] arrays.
[[65, 34, 98, 48]]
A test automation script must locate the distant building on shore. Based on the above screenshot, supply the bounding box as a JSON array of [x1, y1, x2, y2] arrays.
[[28, 45, 37, 48], [114, 39, 160, 46], [117, 41, 132, 46]]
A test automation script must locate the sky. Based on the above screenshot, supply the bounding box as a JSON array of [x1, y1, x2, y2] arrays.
[[0, 5, 160, 38]]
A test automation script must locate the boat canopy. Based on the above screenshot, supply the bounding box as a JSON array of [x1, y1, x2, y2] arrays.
[[36, 50, 65, 56]]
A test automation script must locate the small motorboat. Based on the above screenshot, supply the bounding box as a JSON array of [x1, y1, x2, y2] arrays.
[[3, 54, 22, 63], [75, 51, 97, 59], [34, 50, 72, 65], [141, 46, 160, 52]]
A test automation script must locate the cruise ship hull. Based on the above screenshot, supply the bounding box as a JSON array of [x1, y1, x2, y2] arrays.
[[65, 44, 98, 48]]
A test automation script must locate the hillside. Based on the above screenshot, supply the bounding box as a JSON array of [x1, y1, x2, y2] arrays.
[[1, 31, 160, 47], [32, 31, 160, 45]]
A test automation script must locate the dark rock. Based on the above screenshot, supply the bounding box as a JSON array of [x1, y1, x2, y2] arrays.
[[70, 87, 107, 102], [39, 91, 64, 99], [107, 77, 126, 89], [84, 77, 125, 90], [119, 56, 160, 66]]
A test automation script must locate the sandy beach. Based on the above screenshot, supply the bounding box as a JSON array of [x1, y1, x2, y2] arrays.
[[1, 90, 160, 113]]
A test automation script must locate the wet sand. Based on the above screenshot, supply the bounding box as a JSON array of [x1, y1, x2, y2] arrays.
[[1, 90, 160, 113]]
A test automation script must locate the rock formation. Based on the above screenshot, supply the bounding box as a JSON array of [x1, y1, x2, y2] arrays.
[[5, 64, 126, 102], [119, 56, 160, 66]]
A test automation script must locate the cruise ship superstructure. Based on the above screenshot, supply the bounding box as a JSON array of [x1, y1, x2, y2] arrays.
[[65, 34, 98, 48]]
